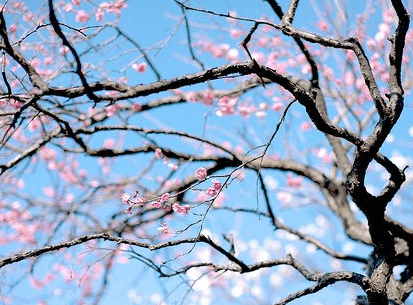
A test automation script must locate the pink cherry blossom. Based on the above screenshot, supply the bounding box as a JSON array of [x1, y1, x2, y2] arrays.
[[272, 102, 283, 112], [172, 203, 191, 214], [135, 197, 145, 206], [155, 148, 163, 159], [300, 121, 313, 131], [95, 9, 104, 21], [43, 187, 55, 198], [317, 21, 329, 31], [181, 205, 190, 214], [172, 203, 181, 213], [195, 167, 207, 181], [63, 3, 73, 12], [216, 96, 237, 116], [185, 91, 197, 103], [230, 28, 243, 39], [105, 104, 119, 117], [132, 62, 147, 73], [44, 56, 53, 65], [277, 191, 293, 204], [167, 162, 178, 170], [133, 103, 142, 111], [75, 10, 90, 23], [196, 191, 209, 202], [120, 193, 130, 205], [9, 24, 17, 33], [206, 187, 217, 197], [31, 58, 41, 68], [160, 193, 170, 203], [201, 89, 215, 105], [211, 179, 222, 191], [286, 173, 302, 188], [157, 223, 170, 235], [151, 201, 162, 208]]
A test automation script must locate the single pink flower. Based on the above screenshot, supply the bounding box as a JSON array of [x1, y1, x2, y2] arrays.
[[211, 179, 222, 191], [185, 91, 197, 103], [151, 201, 162, 208], [76, 10, 90, 23], [206, 187, 217, 197], [120, 193, 130, 205], [195, 167, 207, 181], [135, 197, 145, 206], [160, 193, 170, 203], [317, 21, 329, 31], [155, 148, 163, 159], [132, 62, 147, 73]]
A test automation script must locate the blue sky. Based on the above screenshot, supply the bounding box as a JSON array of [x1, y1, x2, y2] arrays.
[[2, 0, 413, 304]]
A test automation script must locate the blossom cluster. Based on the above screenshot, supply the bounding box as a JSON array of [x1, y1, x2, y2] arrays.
[[120, 191, 190, 215]]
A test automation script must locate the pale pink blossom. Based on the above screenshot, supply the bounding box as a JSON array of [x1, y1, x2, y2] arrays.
[[105, 104, 119, 117], [277, 191, 293, 204], [44, 56, 54, 65], [382, 10, 394, 24], [103, 138, 115, 148], [9, 24, 17, 33], [28, 117, 41, 131], [172, 203, 190, 214], [255, 111, 267, 119], [195, 167, 207, 181], [167, 163, 178, 170], [160, 193, 170, 203], [317, 21, 329, 31], [135, 197, 145, 206], [201, 89, 215, 105], [72, 0, 81, 6], [211, 179, 222, 191], [217, 96, 237, 116], [181, 205, 190, 214], [132, 62, 147, 73], [116, 256, 129, 264], [300, 121, 313, 131], [120, 193, 130, 205], [227, 48, 239, 61], [185, 91, 197, 103], [43, 187, 55, 198], [60, 46, 70, 55], [76, 10, 90, 23], [29, 277, 44, 290], [206, 187, 217, 197], [157, 223, 170, 235], [344, 71, 355, 86], [172, 203, 181, 213], [196, 191, 208, 202], [133, 103, 142, 111], [31, 58, 41, 68], [63, 3, 73, 11], [95, 8, 104, 21], [286, 173, 302, 188], [40, 147, 57, 160], [151, 201, 162, 208], [272, 102, 283, 112], [155, 148, 163, 159], [230, 28, 243, 39]]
